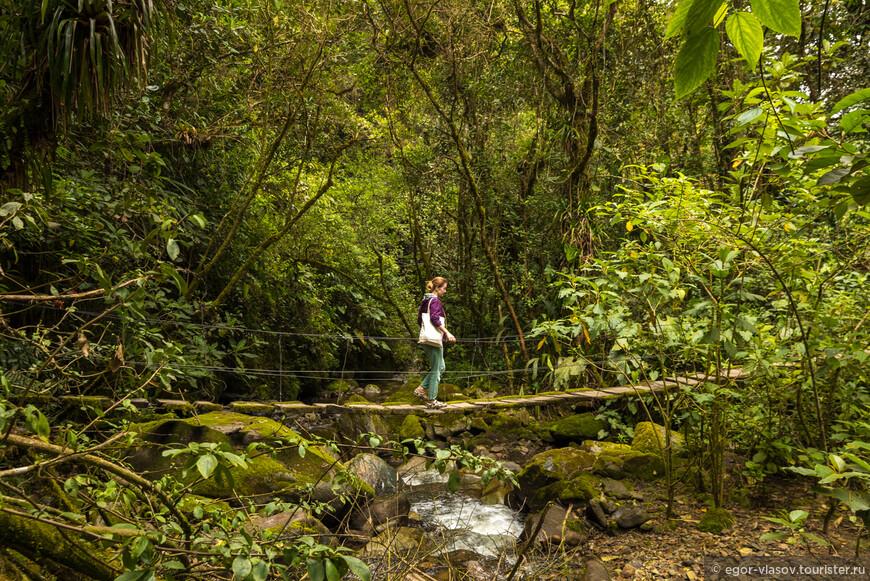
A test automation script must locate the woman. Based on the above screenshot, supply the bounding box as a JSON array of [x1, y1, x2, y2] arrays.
[[414, 277, 456, 408]]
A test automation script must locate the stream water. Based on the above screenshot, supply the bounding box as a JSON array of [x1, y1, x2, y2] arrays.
[[403, 469, 525, 559]]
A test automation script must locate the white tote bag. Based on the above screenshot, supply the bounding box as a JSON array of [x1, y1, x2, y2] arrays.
[[418, 298, 443, 347]]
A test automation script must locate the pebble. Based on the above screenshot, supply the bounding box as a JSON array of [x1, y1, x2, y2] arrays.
[[622, 564, 636, 577], [738, 547, 754, 556]]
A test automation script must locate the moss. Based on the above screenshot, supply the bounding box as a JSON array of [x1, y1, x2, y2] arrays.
[[399, 415, 426, 440], [194, 401, 224, 413], [345, 395, 369, 404], [580, 440, 632, 455], [533, 472, 599, 506], [228, 402, 274, 415], [384, 389, 420, 405], [547, 413, 607, 442], [176, 495, 231, 515], [470, 417, 488, 432], [697, 508, 734, 534], [325, 380, 354, 393], [59, 395, 112, 409], [592, 449, 665, 481], [518, 448, 597, 489], [631, 422, 684, 456], [565, 518, 588, 533]]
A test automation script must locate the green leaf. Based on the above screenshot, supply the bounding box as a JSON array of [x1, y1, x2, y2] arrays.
[[788, 509, 808, 523], [324, 559, 340, 581], [831, 88, 870, 115], [665, 0, 694, 39], [447, 469, 461, 494], [686, 0, 726, 34], [851, 177, 870, 205], [232, 557, 252, 580], [307, 559, 325, 581], [840, 110, 868, 133], [341, 556, 371, 581], [734, 107, 764, 127], [251, 561, 269, 581], [197, 454, 219, 479], [759, 532, 787, 541], [817, 168, 850, 186], [750, 0, 801, 37], [0, 201, 21, 215], [674, 27, 720, 100], [166, 238, 179, 261], [725, 12, 763, 66], [115, 571, 152, 581]]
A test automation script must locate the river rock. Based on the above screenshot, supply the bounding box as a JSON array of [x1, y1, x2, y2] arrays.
[[350, 492, 410, 535], [249, 510, 332, 545], [601, 478, 634, 500], [614, 505, 651, 529], [363, 384, 381, 398], [466, 560, 494, 581], [125, 413, 358, 504], [582, 559, 612, 581], [480, 476, 514, 505], [523, 505, 587, 546], [546, 412, 607, 443], [363, 526, 430, 557], [586, 499, 609, 528], [631, 421, 684, 456], [349, 453, 403, 495]]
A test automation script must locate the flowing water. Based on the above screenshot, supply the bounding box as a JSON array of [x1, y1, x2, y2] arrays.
[[403, 469, 525, 559]]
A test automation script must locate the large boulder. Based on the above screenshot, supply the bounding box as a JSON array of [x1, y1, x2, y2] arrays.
[[516, 448, 598, 510], [522, 505, 588, 547], [350, 493, 411, 535], [364, 526, 431, 557], [348, 453, 403, 496], [125, 412, 366, 503], [547, 413, 608, 443], [517, 448, 596, 490], [249, 510, 332, 545], [631, 422, 684, 456], [592, 449, 665, 481]]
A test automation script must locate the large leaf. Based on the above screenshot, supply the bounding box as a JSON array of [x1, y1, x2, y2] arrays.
[[851, 176, 870, 205], [725, 12, 763, 66], [686, 0, 726, 34], [232, 557, 252, 580], [831, 88, 870, 115], [341, 556, 371, 581], [665, 0, 694, 39], [674, 27, 720, 100], [840, 110, 869, 134], [197, 454, 218, 479], [750, 0, 801, 37]]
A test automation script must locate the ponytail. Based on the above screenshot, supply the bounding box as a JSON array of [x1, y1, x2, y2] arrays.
[[426, 277, 448, 292]]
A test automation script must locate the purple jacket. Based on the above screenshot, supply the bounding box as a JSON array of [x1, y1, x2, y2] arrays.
[[418, 293, 446, 339]]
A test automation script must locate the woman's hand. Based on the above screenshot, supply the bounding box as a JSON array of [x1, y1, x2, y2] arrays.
[[445, 331, 456, 343]]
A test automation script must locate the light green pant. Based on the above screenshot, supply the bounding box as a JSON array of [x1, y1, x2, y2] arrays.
[[421, 344, 445, 400]]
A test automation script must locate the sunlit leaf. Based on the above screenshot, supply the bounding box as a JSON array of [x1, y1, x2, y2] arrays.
[[750, 0, 801, 37], [674, 27, 720, 100], [725, 12, 763, 67]]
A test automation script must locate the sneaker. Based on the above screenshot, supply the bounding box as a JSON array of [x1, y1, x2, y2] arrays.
[[427, 399, 445, 409], [413, 386, 428, 401]]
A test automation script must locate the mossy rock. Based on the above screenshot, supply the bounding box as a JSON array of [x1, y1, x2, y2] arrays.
[[592, 449, 665, 481], [531, 472, 599, 508], [697, 508, 734, 533], [345, 394, 369, 404], [631, 421, 684, 456], [547, 413, 607, 443], [229, 402, 275, 416], [488, 412, 551, 442], [325, 379, 354, 393], [126, 413, 354, 501], [399, 415, 426, 440], [517, 448, 597, 490], [580, 440, 632, 455]]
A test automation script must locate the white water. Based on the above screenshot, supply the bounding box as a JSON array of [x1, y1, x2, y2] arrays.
[[403, 469, 524, 558]]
